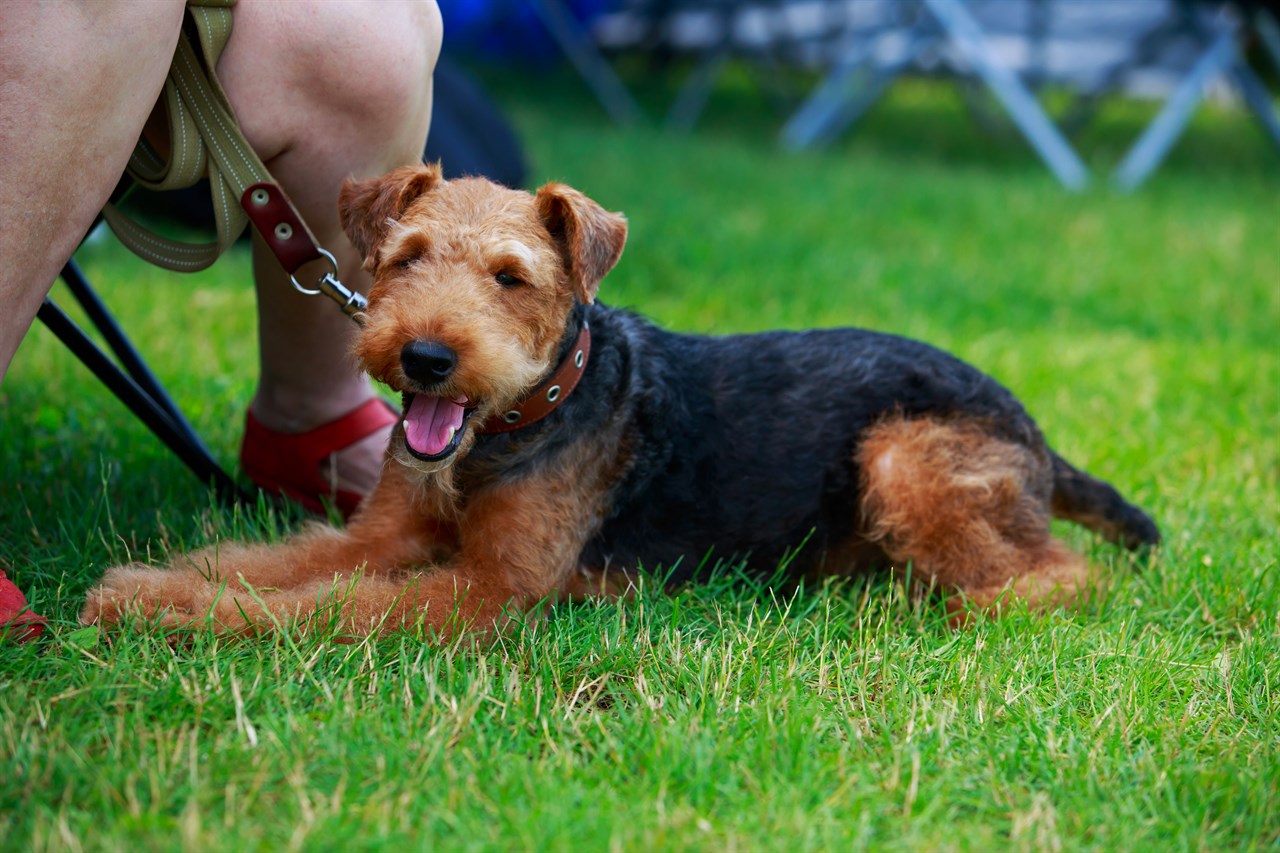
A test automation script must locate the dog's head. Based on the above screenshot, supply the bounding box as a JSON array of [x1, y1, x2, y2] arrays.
[[338, 163, 627, 473]]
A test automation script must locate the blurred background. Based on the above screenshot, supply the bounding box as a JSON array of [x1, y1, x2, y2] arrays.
[[424, 0, 1279, 191]]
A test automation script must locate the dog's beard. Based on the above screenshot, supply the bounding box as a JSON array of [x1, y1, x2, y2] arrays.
[[391, 428, 471, 475]]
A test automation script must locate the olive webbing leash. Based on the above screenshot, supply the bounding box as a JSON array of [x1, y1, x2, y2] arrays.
[[103, 0, 367, 322]]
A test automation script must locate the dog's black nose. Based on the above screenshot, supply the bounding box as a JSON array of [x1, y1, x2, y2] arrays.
[[400, 340, 457, 385]]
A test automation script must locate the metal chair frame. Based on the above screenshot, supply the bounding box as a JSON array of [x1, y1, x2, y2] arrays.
[[780, 0, 1089, 189], [37, 259, 248, 507]]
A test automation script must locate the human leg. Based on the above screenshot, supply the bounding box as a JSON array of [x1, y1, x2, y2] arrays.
[[0, 0, 186, 641], [0, 0, 186, 380], [218, 0, 443, 498]]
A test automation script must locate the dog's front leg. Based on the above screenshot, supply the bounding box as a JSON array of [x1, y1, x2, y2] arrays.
[[231, 459, 613, 638], [81, 464, 444, 632]]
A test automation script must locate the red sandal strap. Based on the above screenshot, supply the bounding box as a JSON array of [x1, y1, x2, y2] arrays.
[[246, 398, 398, 467], [241, 398, 398, 517]]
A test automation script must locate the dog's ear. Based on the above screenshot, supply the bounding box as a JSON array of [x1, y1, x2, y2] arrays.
[[534, 183, 627, 304], [339, 163, 443, 269]]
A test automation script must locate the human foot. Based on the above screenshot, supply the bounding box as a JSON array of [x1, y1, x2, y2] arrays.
[[242, 395, 396, 516]]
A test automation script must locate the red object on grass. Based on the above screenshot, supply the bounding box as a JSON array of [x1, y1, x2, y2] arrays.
[[240, 398, 399, 518], [0, 568, 46, 642]]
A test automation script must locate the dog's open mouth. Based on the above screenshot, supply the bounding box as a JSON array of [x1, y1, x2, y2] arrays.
[[401, 393, 476, 461]]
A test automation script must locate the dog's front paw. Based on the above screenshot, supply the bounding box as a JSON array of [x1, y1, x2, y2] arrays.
[[80, 564, 202, 628]]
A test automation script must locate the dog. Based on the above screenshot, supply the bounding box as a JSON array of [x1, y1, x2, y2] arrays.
[[81, 164, 1160, 636]]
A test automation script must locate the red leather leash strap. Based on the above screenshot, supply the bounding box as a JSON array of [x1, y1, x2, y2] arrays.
[[240, 181, 323, 274], [241, 181, 369, 322]]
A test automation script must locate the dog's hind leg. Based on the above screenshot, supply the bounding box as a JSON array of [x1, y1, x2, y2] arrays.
[[857, 416, 1097, 621]]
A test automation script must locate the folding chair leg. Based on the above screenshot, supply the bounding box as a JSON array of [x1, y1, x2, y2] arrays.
[[781, 46, 879, 150], [667, 45, 730, 133], [781, 25, 929, 150], [527, 0, 643, 126], [1230, 63, 1280, 149], [1059, 14, 1183, 135], [1113, 29, 1237, 190], [60, 259, 187, 425], [923, 0, 1089, 190], [38, 263, 248, 507], [811, 39, 931, 148], [785, 1, 1088, 189]]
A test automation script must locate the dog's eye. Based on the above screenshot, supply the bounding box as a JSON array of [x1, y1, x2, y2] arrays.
[[495, 272, 521, 288], [396, 257, 419, 270]]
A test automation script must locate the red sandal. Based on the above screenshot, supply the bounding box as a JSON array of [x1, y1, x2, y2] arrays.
[[240, 398, 399, 518], [0, 568, 47, 643]]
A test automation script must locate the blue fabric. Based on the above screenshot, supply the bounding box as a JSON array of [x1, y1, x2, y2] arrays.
[[438, 0, 614, 61]]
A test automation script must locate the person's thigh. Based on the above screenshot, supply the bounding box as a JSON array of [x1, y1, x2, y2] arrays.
[[0, 0, 186, 380], [218, 0, 442, 226]]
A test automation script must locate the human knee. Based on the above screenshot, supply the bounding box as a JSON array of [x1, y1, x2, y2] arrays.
[[310, 0, 441, 121], [221, 1, 441, 157], [287, 1, 438, 123]]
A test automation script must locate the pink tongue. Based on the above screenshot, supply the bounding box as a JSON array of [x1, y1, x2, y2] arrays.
[[404, 395, 466, 456]]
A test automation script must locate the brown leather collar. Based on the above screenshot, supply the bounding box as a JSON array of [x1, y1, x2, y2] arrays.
[[478, 322, 591, 434]]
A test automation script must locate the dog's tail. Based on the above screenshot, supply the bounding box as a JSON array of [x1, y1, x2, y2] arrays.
[[1050, 452, 1161, 550]]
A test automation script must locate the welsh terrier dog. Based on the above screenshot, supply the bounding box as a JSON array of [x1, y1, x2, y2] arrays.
[[82, 164, 1159, 636]]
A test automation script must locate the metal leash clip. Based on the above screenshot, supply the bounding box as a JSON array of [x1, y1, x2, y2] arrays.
[[288, 248, 368, 324]]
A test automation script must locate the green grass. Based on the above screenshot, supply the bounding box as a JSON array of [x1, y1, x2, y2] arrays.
[[2, 71, 1278, 851]]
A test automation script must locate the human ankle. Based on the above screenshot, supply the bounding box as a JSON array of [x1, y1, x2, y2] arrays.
[[250, 379, 377, 434]]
